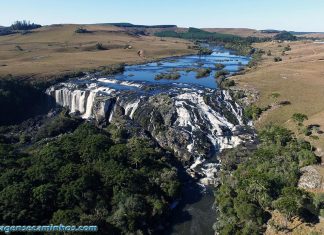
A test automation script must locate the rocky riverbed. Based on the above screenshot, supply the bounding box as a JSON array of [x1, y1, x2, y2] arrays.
[[46, 46, 253, 234]]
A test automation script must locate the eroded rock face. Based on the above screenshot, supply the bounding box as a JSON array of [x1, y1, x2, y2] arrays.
[[298, 166, 324, 190], [47, 77, 250, 185]]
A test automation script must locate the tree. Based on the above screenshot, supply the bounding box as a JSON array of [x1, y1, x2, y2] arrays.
[[273, 187, 305, 226], [10, 20, 41, 30], [292, 113, 308, 125], [292, 113, 309, 134], [273, 196, 298, 228]]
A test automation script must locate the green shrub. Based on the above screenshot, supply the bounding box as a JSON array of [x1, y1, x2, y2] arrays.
[[196, 68, 211, 78], [198, 47, 213, 55], [155, 72, 181, 80], [292, 113, 308, 124], [284, 45, 291, 51], [221, 79, 235, 88], [297, 149, 318, 167], [100, 63, 125, 76], [215, 63, 225, 70], [243, 105, 263, 120], [270, 92, 280, 99], [95, 42, 106, 50], [75, 27, 89, 33], [215, 69, 230, 78]]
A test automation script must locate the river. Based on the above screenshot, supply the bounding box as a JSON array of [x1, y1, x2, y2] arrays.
[[48, 46, 250, 235], [116, 47, 249, 235]]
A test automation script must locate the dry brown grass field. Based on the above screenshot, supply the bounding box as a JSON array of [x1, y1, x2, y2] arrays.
[[0, 24, 194, 81], [234, 40, 324, 152]]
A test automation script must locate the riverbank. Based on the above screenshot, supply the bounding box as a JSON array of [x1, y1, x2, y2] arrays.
[[228, 40, 324, 234], [233, 40, 324, 155], [0, 24, 195, 81]]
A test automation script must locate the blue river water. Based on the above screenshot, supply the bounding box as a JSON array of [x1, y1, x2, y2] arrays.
[[112, 47, 249, 89]]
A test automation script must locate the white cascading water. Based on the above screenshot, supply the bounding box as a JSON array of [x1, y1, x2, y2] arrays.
[[124, 99, 141, 119], [46, 79, 249, 186], [82, 91, 96, 119]]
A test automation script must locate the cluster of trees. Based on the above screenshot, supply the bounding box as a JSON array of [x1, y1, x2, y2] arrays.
[[155, 28, 266, 56], [274, 31, 297, 41], [243, 104, 268, 121], [215, 125, 321, 234], [247, 48, 265, 67], [0, 121, 181, 234], [0, 79, 51, 125], [155, 28, 296, 63], [10, 20, 41, 30]]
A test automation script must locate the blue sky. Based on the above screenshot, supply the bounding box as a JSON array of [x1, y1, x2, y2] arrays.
[[1, 0, 323, 31]]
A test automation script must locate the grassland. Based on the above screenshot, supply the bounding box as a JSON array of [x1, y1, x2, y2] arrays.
[[0, 24, 195, 81], [234, 40, 324, 152]]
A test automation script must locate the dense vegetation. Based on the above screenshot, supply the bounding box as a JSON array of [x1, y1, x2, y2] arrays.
[[10, 20, 41, 30], [0, 79, 51, 125], [155, 28, 267, 55], [215, 69, 230, 79], [196, 68, 211, 78], [274, 31, 297, 41], [215, 125, 321, 234], [155, 72, 181, 80], [0, 27, 15, 36], [243, 104, 269, 121], [0, 118, 181, 234]]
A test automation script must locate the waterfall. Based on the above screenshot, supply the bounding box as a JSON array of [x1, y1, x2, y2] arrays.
[[124, 99, 140, 119], [79, 91, 88, 114], [83, 91, 96, 119]]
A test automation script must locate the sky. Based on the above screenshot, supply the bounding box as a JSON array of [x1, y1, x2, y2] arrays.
[[1, 0, 323, 32]]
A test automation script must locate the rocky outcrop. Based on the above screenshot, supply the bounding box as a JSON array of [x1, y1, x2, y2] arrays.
[[47, 76, 251, 185], [298, 165, 324, 190]]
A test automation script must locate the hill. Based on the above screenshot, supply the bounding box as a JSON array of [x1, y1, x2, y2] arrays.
[[203, 28, 275, 38], [235, 40, 324, 158], [0, 24, 194, 81]]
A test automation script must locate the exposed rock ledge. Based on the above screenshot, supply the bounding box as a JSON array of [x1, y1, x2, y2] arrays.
[[298, 165, 324, 190]]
